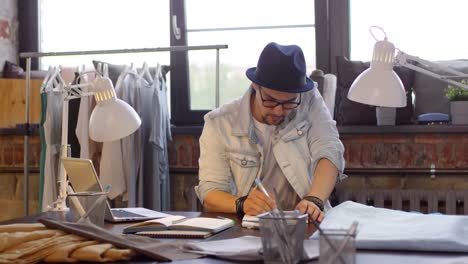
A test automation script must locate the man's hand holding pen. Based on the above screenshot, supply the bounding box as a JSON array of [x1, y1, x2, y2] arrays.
[[243, 189, 276, 216]]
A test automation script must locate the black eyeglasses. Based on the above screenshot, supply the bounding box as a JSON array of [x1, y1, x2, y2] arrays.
[[258, 86, 301, 110]]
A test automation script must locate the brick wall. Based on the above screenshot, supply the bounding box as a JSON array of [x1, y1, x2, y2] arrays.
[[168, 132, 468, 213], [0, 135, 41, 221], [2, 131, 466, 220], [342, 134, 468, 169]]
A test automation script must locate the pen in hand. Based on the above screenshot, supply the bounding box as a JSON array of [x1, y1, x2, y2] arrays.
[[254, 178, 278, 213], [254, 178, 271, 198]]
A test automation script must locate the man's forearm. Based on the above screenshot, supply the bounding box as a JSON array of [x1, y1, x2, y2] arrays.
[[308, 158, 338, 201], [203, 190, 239, 213]]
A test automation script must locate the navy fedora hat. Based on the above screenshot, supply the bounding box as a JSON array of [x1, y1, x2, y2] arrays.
[[246, 42, 315, 93]]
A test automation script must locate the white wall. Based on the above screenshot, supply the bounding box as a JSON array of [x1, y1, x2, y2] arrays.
[[0, 0, 17, 69]]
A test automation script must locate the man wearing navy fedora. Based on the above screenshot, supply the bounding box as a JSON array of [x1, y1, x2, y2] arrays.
[[195, 42, 345, 221]]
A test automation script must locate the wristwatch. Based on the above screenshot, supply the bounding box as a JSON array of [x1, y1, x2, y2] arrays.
[[303, 195, 324, 211], [235, 195, 248, 219]]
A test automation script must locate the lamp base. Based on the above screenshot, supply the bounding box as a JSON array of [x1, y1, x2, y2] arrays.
[[48, 196, 70, 212], [376, 106, 396, 126]]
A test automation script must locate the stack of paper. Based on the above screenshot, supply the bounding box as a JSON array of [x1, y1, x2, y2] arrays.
[[311, 201, 468, 252]]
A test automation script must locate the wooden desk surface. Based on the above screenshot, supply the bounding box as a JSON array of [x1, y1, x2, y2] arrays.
[[2, 211, 468, 263]]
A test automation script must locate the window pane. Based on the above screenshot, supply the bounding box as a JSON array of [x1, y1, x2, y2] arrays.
[[350, 0, 468, 61], [186, 0, 315, 110], [39, 0, 170, 68], [186, 0, 314, 29]]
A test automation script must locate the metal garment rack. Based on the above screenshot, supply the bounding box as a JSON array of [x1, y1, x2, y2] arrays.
[[19, 44, 228, 215]]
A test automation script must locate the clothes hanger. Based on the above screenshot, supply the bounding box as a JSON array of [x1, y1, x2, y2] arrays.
[[114, 63, 134, 90], [139, 61, 153, 83], [40, 66, 56, 93], [43, 66, 61, 93], [51, 67, 67, 93]]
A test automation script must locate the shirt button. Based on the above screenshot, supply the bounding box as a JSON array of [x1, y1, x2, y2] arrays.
[[241, 159, 247, 166], [297, 130, 303, 136]]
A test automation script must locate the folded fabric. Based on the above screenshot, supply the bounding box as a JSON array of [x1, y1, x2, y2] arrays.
[[38, 217, 203, 262], [0, 222, 136, 264], [311, 201, 468, 252], [182, 235, 319, 261]]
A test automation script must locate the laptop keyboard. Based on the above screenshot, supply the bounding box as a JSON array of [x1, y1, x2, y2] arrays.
[[112, 209, 145, 218]]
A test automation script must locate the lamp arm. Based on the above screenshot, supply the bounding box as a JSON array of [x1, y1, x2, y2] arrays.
[[394, 51, 468, 90], [52, 83, 94, 211]]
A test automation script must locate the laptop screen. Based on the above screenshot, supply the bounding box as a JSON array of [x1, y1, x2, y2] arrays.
[[62, 158, 103, 193]]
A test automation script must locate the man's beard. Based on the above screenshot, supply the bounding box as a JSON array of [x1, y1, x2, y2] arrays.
[[262, 114, 285, 125]]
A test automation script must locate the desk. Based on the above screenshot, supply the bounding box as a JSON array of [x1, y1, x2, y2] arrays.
[[2, 212, 468, 263]]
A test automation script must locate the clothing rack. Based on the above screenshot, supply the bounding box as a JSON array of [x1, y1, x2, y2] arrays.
[[19, 44, 228, 215]]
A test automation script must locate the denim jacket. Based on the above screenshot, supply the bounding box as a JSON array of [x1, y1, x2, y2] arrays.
[[195, 87, 345, 208]]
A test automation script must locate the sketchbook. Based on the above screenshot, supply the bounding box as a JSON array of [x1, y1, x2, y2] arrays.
[[123, 215, 235, 239]]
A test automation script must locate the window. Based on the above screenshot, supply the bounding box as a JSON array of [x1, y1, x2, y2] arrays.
[[350, 0, 468, 61], [171, 0, 316, 125], [39, 0, 170, 74]]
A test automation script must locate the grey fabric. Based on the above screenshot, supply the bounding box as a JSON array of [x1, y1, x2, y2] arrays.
[[413, 60, 468, 118], [38, 217, 204, 262]]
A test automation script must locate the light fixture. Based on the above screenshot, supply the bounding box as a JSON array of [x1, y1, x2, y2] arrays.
[[52, 75, 141, 211], [348, 26, 468, 107]]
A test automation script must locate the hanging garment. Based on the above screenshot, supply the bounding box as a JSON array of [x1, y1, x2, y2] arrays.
[[149, 64, 172, 211], [99, 67, 140, 200], [115, 69, 141, 206], [68, 72, 81, 158], [39, 67, 55, 212], [75, 71, 97, 160], [41, 80, 65, 211], [139, 64, 172, 211]]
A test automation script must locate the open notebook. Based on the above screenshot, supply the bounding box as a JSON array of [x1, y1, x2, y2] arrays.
[[123, 215, 235, 239]]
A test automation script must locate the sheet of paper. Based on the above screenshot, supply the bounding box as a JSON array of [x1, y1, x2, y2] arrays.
[[122, 207, 172, 218], [126, 215, 186, 229], [171, 217, 234, 232], [182, 236, 319, 261]]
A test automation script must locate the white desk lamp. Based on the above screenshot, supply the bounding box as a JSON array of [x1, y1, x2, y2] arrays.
[[52, 75, 141, 211], [348, 26, 468, 107]]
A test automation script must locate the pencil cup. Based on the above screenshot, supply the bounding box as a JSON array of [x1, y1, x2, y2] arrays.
[[66, 191, 108, 227], [258, 212, 306, 264], [319, 228, 356, 264]]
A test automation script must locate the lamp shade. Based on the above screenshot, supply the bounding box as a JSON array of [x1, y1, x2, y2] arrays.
[[347, 39, 407, 107], [88, 76, 141, 142]]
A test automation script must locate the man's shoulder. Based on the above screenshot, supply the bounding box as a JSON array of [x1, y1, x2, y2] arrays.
[[204, 97, 242, 121]]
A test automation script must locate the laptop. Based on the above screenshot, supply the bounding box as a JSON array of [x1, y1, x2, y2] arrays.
[[62, 157, 171, 222]]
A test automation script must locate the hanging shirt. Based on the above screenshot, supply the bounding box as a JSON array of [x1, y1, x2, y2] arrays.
[[252, 118, 301, 210], [149, 65, 172, 211], [99, 72, 138, 200], [115, 70, 141, 206], [42, 87, 65, 211], [75, 72, 97, 160]]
